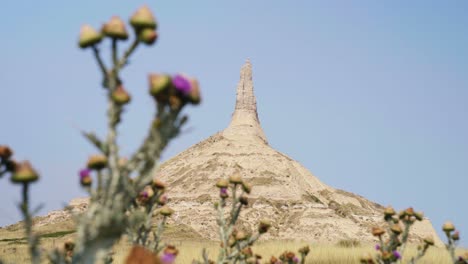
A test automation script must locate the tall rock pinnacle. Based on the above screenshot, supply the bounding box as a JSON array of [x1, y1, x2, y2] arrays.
[[224, 60, 268, 144]]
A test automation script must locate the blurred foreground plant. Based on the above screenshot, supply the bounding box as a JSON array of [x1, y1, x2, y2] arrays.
[[1, 5, 200, 264], [192, 175, 309, 264], [362, 207, 466, 264]]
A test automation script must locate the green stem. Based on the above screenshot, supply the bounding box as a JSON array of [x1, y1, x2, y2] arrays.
[[91, 45, 108, 87], [21, 183, 40, 264], [116, 38, 139, 71]]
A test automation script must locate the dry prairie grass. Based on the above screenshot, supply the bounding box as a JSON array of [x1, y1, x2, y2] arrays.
[[1, 233, 467, 264]]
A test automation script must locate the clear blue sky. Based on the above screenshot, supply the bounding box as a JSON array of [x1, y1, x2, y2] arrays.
[[1, 1, 467, 246]]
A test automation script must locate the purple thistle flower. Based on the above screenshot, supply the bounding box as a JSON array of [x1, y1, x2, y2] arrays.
[[293, 256, 299, 263], [161, 253, 176, 264], [375, 244, 381, 251], [172, 74, 192, 94], [393, 250, 401, 260], [220, 187, 228, 195], [79, 168, 91, 180]]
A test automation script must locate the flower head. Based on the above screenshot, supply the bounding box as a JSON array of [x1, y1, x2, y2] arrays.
[[375, 244, 381, 251], [393, 251, 401, 260], [172, 74, 192, 94]]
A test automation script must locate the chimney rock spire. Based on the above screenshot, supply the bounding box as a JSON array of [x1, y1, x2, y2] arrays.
[[224, 60, 268, 144]]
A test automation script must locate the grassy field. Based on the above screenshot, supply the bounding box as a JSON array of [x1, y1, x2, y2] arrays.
[[1, 229, 466, 264]]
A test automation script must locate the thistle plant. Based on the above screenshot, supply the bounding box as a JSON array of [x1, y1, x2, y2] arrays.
[[268, 246, 310, 264], [2, 5, 200, 264], [193, 174, 270, 264], [366, 206, 428, 264], [0, 146, 41, 264], [70, 5, 200, 263]]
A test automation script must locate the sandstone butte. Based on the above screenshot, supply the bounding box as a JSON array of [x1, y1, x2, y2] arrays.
[[1, 60, 442, 246]]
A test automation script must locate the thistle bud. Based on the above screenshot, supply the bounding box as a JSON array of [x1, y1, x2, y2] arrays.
[[130, 6, 157, 30], [152, 179, 166, 190], [298, 246, 310, 256], [86, 155, 107, 170], [423, 236, 434, 246], [111, 86, 131, 105], [371, 227, 385, 237], [140, 185, 155, 199], [241, 181, 252, 194], [235, 231, 247, 241], [0, 145, 13, 160], [138, 28, 158, 45], [102, 16, 128, 40], [79, 168, 92, 187], [220, 187, 228, 199], [78, 24, 102, 49], [216, 179, 229, 188], [404, 207, 415, 216], [149, 74, 171, 97], [188, 79, 201, 105], [241, 247, 253, 257], [11, 161, 39, 184], [64, 240, 75, 252], [414, 211, 424, 221], [258, 220, 272, 234], [157, 194, 168, 205], [442, 221, 455, 233], [452, 231, 460, 241], [239, 195, 248, 206], [384, 206, 396, 218], [229, 173, 243, 184], [160, 206, 174, 216], [390, 224, 403, 234]]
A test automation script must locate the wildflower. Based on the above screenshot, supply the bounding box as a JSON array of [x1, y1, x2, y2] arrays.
[[393, 251, 401, 260], [79, 168, 92, 187], [159, 206, 174, 216], [216, 179, 229, 188], [241, 181, 252, 194], [229, 173, 243, 184], [390, 224, 402, 234], [111, 86, 131, 105], [102, 16, 128, 40], [188, 79, 201, 105], [375, 244, 381, 251], [139, 28, 158, 45], [78, 25, 102, 49], [235, 231, 247, 241], [161, 245, 178, 264], [371, 227, 385, 237], [220, 187, 228, 199], [258, 219, 272, 234], [10, 161, 39, 184], [130, 6, 157, 30], [0, 145, 13, 160], [239, 195, 248, 205], [172, 74, 192, 95], [443, 221, 455, 233], [452, 231, 460, 241], [149, 74, 171, 97], [87, 155, 107, 170], [423, 236, 434, 246], [157, 194, 168, 205], [152, 179, 166, 190], [298, 246, 310, 256], [414, 211, 424, 221]]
